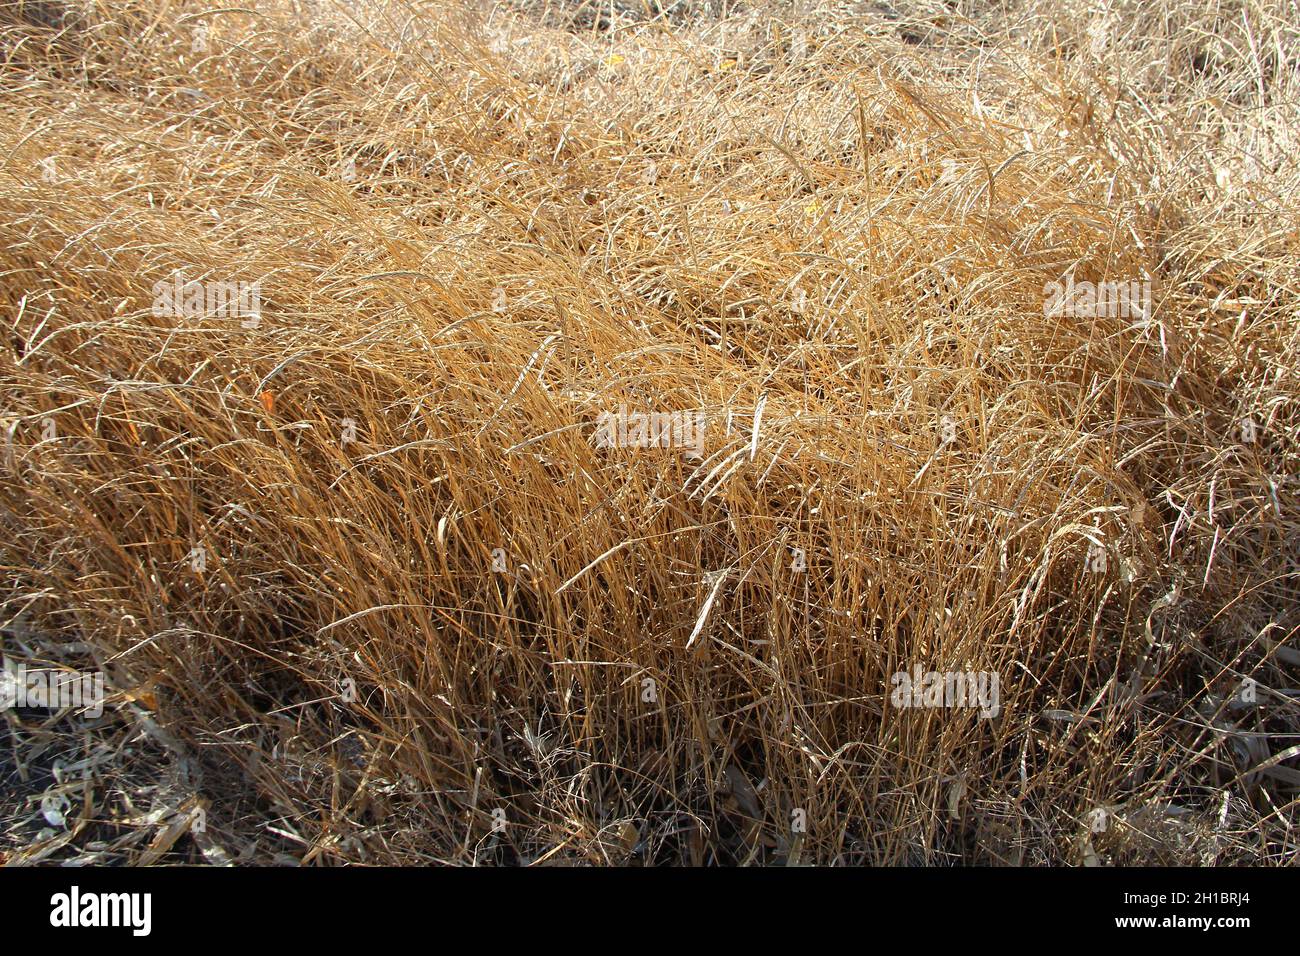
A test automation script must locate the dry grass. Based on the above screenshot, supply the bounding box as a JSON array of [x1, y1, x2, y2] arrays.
[[1, 0, 1298, 865]]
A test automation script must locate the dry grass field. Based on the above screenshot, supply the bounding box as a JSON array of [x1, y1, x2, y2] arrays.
[[1, 0, 1298, 865]]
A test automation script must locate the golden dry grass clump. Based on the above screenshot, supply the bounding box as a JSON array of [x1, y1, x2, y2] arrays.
[[1, 0, 1297, 864]]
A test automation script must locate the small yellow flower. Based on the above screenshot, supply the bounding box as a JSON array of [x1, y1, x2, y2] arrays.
[[719, 58, 738, 72], [604, 53, 626, 67]]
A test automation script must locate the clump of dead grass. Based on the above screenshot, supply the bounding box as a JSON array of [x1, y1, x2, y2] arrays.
[[0, 0, 1297, 864]]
